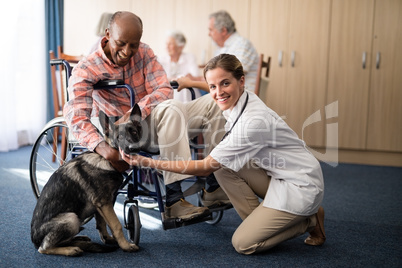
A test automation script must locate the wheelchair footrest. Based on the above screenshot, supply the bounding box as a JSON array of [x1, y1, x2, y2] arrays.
[[162, 213, 213, 230], [209, 203, 233, 212]]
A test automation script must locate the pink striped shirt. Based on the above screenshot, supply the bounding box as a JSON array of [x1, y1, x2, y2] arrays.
[[63, 40, 172, 151]]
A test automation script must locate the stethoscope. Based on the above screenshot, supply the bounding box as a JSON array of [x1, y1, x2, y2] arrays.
[[221, 92, 249, 141]]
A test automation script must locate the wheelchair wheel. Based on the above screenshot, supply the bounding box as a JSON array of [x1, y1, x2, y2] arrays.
[[197, 191, 224, 225], [205, 210, 223, 225], [126, 204, 141, 245], [137, 167, 165, 209], [29, 118, 84, 199]]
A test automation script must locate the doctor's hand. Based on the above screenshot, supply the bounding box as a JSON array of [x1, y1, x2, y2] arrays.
[[119, 148, 145, 167]]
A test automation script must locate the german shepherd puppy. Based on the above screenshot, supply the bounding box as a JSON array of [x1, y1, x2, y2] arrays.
[[31, 104, 142, 256]]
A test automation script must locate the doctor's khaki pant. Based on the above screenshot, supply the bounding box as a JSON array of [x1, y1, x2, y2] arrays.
[[214, 161, 316, 255]]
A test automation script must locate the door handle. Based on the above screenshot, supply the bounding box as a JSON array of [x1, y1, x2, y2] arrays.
[[291, 51, 295, 67], [278, 51, 283, 67], [362, 52, 367, 69], [376, 52, 380, 69]]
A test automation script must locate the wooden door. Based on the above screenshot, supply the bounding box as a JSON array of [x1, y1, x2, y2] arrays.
[[285, 0, 331, 147], [327, 0, 375, 149], [366, 0, 402, 151], [249, 0, 290, 116]]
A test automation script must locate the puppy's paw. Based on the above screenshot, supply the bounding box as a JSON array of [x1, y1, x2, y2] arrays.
[[102, 235, 118, 245], [38, 246, 83, 257], [66, 247, 84, 257]]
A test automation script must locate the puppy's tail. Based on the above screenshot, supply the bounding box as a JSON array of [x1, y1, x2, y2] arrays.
[[71, 240, 119, 253]]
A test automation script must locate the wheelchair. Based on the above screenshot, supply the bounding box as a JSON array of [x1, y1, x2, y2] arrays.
[[29, 59, 230, 246]]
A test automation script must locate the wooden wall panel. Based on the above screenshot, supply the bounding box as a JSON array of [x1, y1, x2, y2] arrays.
[[367, 0, 402, 151], [127, 0, 176, 57], [174, 0, 213, 67], [249, 0, 290, 115], [327, 0, 374, 149], [285, 0, 331, 147]]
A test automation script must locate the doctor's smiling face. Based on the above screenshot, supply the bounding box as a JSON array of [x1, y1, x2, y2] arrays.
[[204, 54, 245, 111]]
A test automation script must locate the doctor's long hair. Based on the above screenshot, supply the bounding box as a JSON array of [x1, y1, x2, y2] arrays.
[[203, 54, 244, 81]]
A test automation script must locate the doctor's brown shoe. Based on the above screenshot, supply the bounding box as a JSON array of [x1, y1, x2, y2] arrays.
[[305, 206, 326, 246]]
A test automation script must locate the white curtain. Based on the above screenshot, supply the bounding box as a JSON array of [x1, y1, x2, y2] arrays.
[[0, 1, 47, 152]]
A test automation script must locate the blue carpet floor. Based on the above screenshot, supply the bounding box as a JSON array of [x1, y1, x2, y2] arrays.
[[0, 145, 401, 267]]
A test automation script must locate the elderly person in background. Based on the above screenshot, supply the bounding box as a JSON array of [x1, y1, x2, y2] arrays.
[[88, 12, 113, 55], [158, 30, 203, 102], [208, 10, 259, 92], [176, 10, 259, 94]]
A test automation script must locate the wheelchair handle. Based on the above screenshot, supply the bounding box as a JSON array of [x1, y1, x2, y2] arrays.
[[50, 59, 72, 88]]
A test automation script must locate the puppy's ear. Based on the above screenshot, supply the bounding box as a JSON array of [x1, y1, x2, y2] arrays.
[[109, 116, 121, 125], [130, 104, 142, 122], [98, 110, 111, 136]]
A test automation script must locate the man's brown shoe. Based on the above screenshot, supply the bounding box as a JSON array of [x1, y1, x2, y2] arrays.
[[305, 206, 326, 246], [165, 199, 210, 221], [201, 187, 231, 208]]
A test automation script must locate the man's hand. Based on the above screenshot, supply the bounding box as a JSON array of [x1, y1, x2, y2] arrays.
[[175, 76, 193, 92], [95, 141, 130, 172]]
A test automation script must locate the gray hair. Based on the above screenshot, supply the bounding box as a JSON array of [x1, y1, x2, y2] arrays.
[[209, 10, 236, 34], [95, 12, 113, 36], [166, 30, 186, 47]]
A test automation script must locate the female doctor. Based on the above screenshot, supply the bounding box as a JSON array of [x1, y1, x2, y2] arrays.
[[120, 54, 326, 255]]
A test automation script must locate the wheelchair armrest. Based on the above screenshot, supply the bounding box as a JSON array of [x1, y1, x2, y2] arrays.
[[94, 79, 125, 89], [170, 81, 196, 100], [93, 79, 135, 107]]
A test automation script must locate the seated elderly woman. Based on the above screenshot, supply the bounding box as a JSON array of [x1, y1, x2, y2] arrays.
[[158, 30, 203, 102]]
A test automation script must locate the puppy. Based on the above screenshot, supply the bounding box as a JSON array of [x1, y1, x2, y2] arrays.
[[31, 104, 142, 256]]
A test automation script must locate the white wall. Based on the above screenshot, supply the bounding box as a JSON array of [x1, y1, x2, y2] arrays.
[[64, 0, 252, 67]]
